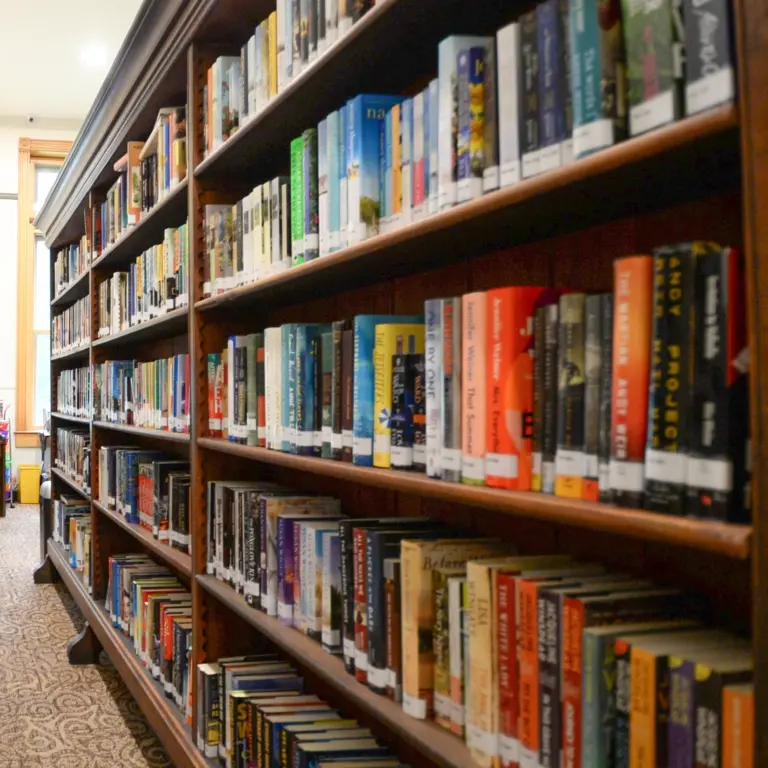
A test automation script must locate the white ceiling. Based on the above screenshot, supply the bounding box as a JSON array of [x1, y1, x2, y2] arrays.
[[0, 0, 143, 121]]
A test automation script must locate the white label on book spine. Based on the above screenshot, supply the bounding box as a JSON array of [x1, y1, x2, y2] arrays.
[[456, 178, 472, 204], [609, 459, 645, 492], [467, 725, 499, 757], [462, 455, 485, 481], [560, 137, 574, 165], [247, 418, 258, 431], [439, 181, 457, 211], [441, 448, 462, 472], [532, 452, 542, 477], [542, 461, 556, 493], [573, 119, 615, 158], [353, 436, 372, 457], [342, 430, 353, 449], [403, 693, 427, 720], [331, 433, 343, 450], [329, 231, 340, 251], [483, 165, 500, 193], [556, 449, 587, 478], [373, 434, 390, 456], [686, 67, 734, 116], [322, 628, 340, 646], [686, 457, 733, 492], [322, 426, 333, 445], [538, 143, 562, 174], [203, 281, 212, 296], [297, 431, 314, 448], [645, 449, 687, 484], [629, 89, 674, 136], [434, 692, 452, 719], [314, 431, 324, 448], [367, 666, 388, 689], [585, 453, 599, 479], [277, 602, 293, 622], [354, 648, 368, 671], [244, 581, 259, 598], [412, 444, 426, 465], [519, 745, 537, 768], [521, 150, 541, 179], [486, 452, 519, 480], [499, 735, 520, 765], [451, 702, 465, 727], [391, 446, 413, 467], [343, 638, 355, 664], [599, 461, 611, 492]]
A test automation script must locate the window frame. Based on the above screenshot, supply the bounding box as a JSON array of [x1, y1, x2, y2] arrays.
[[16, 138, 72, 447]]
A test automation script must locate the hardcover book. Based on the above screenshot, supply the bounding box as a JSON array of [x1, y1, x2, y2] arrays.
[[520, 12, 541, 178], [456, 46, 486, 203], [461, 292, 486, 485], [425, 299, 444, 478]]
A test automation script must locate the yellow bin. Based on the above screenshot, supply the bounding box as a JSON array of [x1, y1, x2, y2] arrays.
[[18, 465, 41, 504]]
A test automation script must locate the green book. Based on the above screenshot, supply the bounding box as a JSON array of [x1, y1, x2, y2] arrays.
[[290, 137, 305, 266]]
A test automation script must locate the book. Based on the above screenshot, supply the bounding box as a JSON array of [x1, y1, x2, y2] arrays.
[[462, 292, 487, 485], [327, 111, 341, 254], [610, 255, 653, 507], [427, 78, 439, 214], [555, 293, 587, 498], [384, 558, 401, 702], [497, 22, 525, 189], [425, 299, 443, 478], [483, 38, 499, 193], [320, 332, 334, 458], [598, 296, 614, 502], [520, 11, 540, 178], [456, 46, 486, 204], [291, 137, 305, 265], [321, 532, 342, 654], [303, 128, 319, 261], [622, 0, 684, 135], [373, 323, 425, 468], [723, 682, 754, 768], [536, 0, 567, 173]]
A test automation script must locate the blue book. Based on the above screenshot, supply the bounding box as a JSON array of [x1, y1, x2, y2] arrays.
[[327, 111, 341, 254], [296, 324, 328, 456], [282, 324, 297, 451], [456, 49, 473, 188], [318, 118, 328, 257], [345, 94, 403, 246], [401, 97, 413, 222], [339, 104, 348, 249], [536, 0, 565, 172], [352, 314, 422, 466]]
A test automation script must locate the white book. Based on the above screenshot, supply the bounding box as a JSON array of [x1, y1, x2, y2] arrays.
[[227, 337, 236, 441], [242, 190, 253, 281], [252, 185, 263, 280], [425, 299, 443, 478], [497, 23, 522, 189], [247, 35, 258, 117], [276, 0, 287, 92]]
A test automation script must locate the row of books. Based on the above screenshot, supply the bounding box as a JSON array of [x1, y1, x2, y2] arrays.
[[205, 243, 748, 521], [53, 241, 89, 298], [55, 366, 91, 419], [54, 427, 91, 493], [203, 181, 290, 296], [53, 496, 92, 592], [93, 355, 191, 433], [196, 653, 407, 768], [105, 555, 192, 723], [93, 107, 187, 256], [98, 446, 190, 550], [203, 0, 375, 159], [204, 488, 754, 768], [96, 222, 189, 338], [52, 296, 91, 355]]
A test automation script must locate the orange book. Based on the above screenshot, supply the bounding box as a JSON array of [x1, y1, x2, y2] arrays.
[[486, 287, 552, 490], [462, 291, 487, 485], [610, 255, 653, 507], [392, 104, 402, 219], [723, 683, 754, 768], [516, 578, 541, 768]]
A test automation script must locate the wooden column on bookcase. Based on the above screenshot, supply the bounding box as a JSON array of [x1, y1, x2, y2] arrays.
[[734, 0, 768, 762]]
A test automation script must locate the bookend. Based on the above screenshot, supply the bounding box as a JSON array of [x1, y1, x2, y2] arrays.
[[66, 622, 103, 665]]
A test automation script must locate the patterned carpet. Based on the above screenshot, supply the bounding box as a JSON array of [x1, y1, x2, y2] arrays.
[[0, 505, 172, 768]]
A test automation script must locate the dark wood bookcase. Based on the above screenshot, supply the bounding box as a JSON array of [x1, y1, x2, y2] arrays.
[[36, 0, 768, 766]]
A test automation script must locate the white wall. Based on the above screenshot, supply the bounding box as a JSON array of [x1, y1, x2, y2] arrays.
[[0, 119, 80, 478]]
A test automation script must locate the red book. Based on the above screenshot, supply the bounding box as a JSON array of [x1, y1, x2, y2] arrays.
[[497, 572, 520, 768], [353, 527, 368, 683]]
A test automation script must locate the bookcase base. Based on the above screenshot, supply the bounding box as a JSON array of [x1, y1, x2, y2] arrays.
[[66, 623, 103, 665], [33, 554, 60, 584]]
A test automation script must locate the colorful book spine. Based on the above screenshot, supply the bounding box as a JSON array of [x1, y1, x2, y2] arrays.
[[302, 128, 319, 261], [412, 91, 425, 220], [339, 103, 348, 249], [483, 38, 499, 193], [425, 299, 443, 479], [290, 137, 305, 265], [321, 331, 333, 459], [461, 292, 487, 485], [441, 298, 462, 482], [318, 118, 329, 258], [610, 255, 653, 507], [401, 97, 413, 226], [327, 110, 341, 253]]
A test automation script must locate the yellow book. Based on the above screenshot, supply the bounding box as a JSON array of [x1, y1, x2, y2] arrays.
[[401, 538, 516, 721], [392, 104, 402, 219], [268, 12, 278, 99], [260, 20, 270, 106], [373, 323, 424, 467]]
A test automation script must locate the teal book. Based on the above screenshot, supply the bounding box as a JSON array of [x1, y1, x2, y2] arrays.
[[352, 314, 422, 467], [327, 111, 341, 254], [303, 128, 319, 261], [282, 324, 297, 452], [321, 331, 334, 459], [296, 324, 329, 456], [290, 137, 305, 265], [346, 94, 403, 246]]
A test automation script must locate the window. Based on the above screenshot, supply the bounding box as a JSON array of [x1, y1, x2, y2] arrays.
[[16, 139, 72, 447]]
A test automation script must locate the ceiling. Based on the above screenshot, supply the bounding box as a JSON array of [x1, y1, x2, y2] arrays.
[[0, 0, 143, 121]]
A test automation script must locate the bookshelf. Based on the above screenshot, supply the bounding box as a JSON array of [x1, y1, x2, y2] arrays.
[[36, 0, 768, 766]]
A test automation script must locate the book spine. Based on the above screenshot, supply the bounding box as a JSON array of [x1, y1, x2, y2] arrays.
[[440, 298, 462, 481], [339, 521, 356, 673], [290, 138, 304, 265], [610, 255, 653, 507], [722, 685, 753, 768], [390, 351, 411, 469], [366, 535, 389, 693], [341, 329, 354, 462], [456, 50, 471, 200], [583, 295, 603, 500], [668, 657, 695, 768], [497, 23, 522, 188], [427, 78, 439, 214], [542, 304, 558, 493], [520, 11, 540, 178], [327, 111, 340, 253], [538, 590, 561, 768], [532, 306, 546, 491], [581, 632, 602, 768], [257, 337, 266, 447], [555, 293, 587, 498], [385, 559, 402, 702], [461, 292, 487, 485], [331, 321, 345, 459], [497, 573, 519, 768], [425, 299, 443, 478], [321, 533, 341, 653], [518, 579, 540, 768], [321, 332, 333, 458], [598, 296, 614, 502], [353, 528, 368, 683], [536, 0, 563, 174], [629, 649, 659, 768], [433, 571, 452, 728], [483, 39, 499, 193], [277, 517, 295, 625], [318, 118, 328, 258], [614, 638, 631, 768]]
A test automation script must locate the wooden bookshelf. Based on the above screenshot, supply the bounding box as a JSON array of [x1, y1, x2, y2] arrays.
[[51, 345, 90, 363], [37, 0, 768, 763], [46, 539, 208, 768], [50, 412, 91, 427], [51, 467, 91, 501], [93, 499, 192, 577], [51, 268, 90, 308]]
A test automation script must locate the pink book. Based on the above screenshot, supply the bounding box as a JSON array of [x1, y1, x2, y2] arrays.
[[461, 291, 487, 485]]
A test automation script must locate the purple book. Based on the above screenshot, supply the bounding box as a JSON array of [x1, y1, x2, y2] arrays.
[[668, 659, 695, 768], [277, 516, 298, 626]]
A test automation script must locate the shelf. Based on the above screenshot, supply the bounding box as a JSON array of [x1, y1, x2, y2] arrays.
[[46, 539, 210, 768], [196, 106, 739, 312], [51, 268, 90, 309], [91, 179, 188, 273], [51, 412, 91, 426], [51, 345, 90, 364], [51, 467, 91, 501], [93, 306, 189, 349], [93, 500, 192, 577], [93, 421, 190, 444], [197, 574, 474, 768], [198, 438, 752, 559]]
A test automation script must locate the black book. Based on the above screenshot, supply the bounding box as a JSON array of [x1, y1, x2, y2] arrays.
[[331, 320, 349, 460], [542, 303, 559, 493]]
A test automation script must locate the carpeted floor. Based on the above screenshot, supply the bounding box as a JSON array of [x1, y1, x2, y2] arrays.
[[0, 505, 172, 768]]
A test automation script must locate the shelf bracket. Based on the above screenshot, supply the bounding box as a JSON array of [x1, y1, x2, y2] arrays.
[[66, 622, 103, 665], [32, 555, 60, 584]]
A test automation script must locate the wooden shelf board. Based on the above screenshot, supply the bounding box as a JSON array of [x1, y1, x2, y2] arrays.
[[46, 539, 210, 768], [197, 574, 475, 768], [198, 438, 752, 559], [196, 106, 739, 312], [51, 412, 91, 426], [51, 345, 90, 363], [93, 306, 189, 349], [51, 467, 91, 501], [93, 499, 192, 577], [93, 421, 190, 444], [91, 179, 188, 273], [51, 268, 91, 309]]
